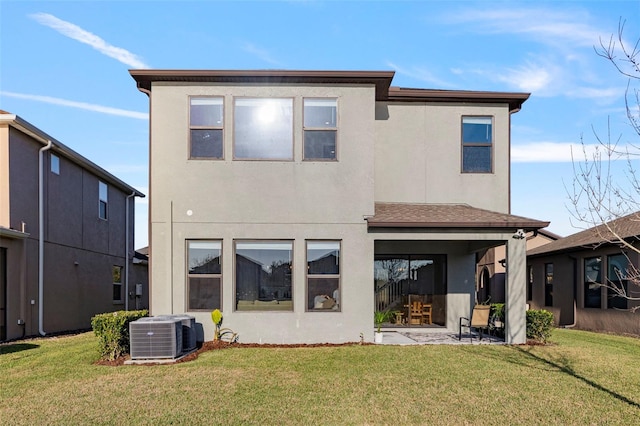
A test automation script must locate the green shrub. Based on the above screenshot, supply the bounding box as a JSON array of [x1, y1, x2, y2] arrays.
[[91, 310, 148, 360], [490, 303, 505, 322], [526, 309, 554, 343]]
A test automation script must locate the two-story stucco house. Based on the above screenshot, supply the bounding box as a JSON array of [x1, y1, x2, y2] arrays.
[[0, 111, 146, 341], [130, 69, 548, 345]]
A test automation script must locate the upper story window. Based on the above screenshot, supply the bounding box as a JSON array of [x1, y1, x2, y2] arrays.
[[98, 181, 108, 220], [190, 97, 224, 159], [303, 98, 337, 161], [187, 240, 222, 311], [462, 116, 493, 173], [50, 153, 60, 175], [234, 98, 293, 160]]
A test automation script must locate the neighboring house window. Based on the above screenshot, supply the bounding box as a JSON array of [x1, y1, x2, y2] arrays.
[[303, 98, 337, 160], [544, 263, 553, 306], [462, 116, 493, 173], [234, 98, 293, 160], [51, 153, 60, 175], [235, 241, 293, 311], [527, 265, 533, 301], [187, 240, 222, 311], [307, 241, 340, 311], [584, 256, 602, 308], [112, 266, 123, 303], [99, 181, 108, 220], [607, 254, 628, 310], [190, 97, 223, 159]]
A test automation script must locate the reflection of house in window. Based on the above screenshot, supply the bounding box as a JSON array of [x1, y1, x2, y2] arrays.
[[584, 257, 601, 308], [544, 263, 553, 307], [607, 254, 628, 310]]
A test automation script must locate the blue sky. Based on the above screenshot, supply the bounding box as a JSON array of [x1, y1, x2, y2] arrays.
[[1, 0, 639, 248]]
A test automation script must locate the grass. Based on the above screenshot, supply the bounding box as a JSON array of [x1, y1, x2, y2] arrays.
[[1, 329, 640, 425]]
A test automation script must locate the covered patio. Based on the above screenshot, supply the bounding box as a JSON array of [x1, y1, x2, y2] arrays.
[[368, 202, 549, 344]]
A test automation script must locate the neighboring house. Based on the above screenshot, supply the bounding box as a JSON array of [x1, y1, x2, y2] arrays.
[[477, 229, 559, 304], [527, 213, 640, 336], [130, 69, 549, 344], [0, 111, 146, 341]]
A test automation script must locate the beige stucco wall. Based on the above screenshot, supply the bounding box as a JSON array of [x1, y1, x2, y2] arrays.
[[149, 83, 377, 343], [374, 102, 511, 212]]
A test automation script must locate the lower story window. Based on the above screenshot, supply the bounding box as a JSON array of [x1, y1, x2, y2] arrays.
[[607, 254, 628, 310], [584, 257, 602, 308], [187, 240, 222, 311], [112, 265, 123, 303], [544, 263, 553, 307], [307, 241, 340, 311], [235, 241, 293, 311]]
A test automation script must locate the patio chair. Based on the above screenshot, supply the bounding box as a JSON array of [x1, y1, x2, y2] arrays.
[[421, 303, 432, 325], [409, 301, 423, 325], [459, 304, 491, 342]]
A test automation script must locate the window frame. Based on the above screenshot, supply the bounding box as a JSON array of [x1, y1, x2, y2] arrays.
[[186, 240, 223, 312], [51, 153, 60, 175], [234, 239, 294, 311], [461, 116, 494, 173], [98, 181, 108, 220], [112, 265, 123, 304], [306, 240, 341, 312], [233, 97, 294, 161], [303, 98, 338, 161], [544, 263, 553, 307], [527, 265, 533, 301], [189, 96, 224, 160]]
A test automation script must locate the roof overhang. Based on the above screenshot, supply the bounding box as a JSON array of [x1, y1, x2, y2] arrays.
[[0, 113, 145, 198], [130, 69, 396, 100], [367, 203, 549, 231], [387, 87, 530, 113], [0, 226, 30, 239]]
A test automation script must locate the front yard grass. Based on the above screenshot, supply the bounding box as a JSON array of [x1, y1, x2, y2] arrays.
[[1, 329, 639, 425]]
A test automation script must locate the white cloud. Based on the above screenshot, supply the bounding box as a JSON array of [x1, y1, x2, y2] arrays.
[[385, 61, 455, 88], [444, 8, 607, 48], [511, 142, 640, 163], [1, 91, 148, 119], [30, 13, 149, 68], [241, 42, 283, 66]]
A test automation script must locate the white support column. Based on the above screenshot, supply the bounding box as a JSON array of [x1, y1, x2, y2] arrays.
[[505, 232, 527, 344]]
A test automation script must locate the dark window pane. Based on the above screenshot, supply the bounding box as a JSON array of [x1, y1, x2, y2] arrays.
[[544, 263, 553, 306], [190, 98, 223, 127], [99, 200, 108, 220], [308, 277, 339, 310], [190, 129, 223, 159], [584, 257, 601, 308], [189, 277, 221, 310], [113, 284, 122, 301], [607, 254, 628, 309], [304, 131, 336, 160], [463, 146, 491, 172]]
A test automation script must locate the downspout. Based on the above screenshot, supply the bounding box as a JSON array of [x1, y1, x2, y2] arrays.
[[125, 191, 136, 311], [38, 139, 52, 336]]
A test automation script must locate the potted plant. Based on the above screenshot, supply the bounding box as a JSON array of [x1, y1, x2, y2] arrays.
[[374, 310, 391, 343]]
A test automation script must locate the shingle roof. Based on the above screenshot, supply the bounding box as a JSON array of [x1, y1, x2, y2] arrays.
[[527, 211, 640, 256], [367, 203, 549, 230]]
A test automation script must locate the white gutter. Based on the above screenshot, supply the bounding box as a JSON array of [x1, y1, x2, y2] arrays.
[[38, 139, 52, 336], [125, 191, 136, 310]]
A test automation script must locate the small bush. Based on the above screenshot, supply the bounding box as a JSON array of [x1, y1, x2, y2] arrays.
[[526, 309, 554, 343], [91, 310, 148, 360]]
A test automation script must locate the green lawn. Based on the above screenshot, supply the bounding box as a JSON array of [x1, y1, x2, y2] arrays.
[[1, 329, 639, 425]]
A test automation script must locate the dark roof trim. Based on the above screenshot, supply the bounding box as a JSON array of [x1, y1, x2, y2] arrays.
[[0, 226, 30, 239], [130, 69, 396, 100], [387, 87, 530, 113], [367, 221, 547, 230], [0, 113, 145, 198]]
